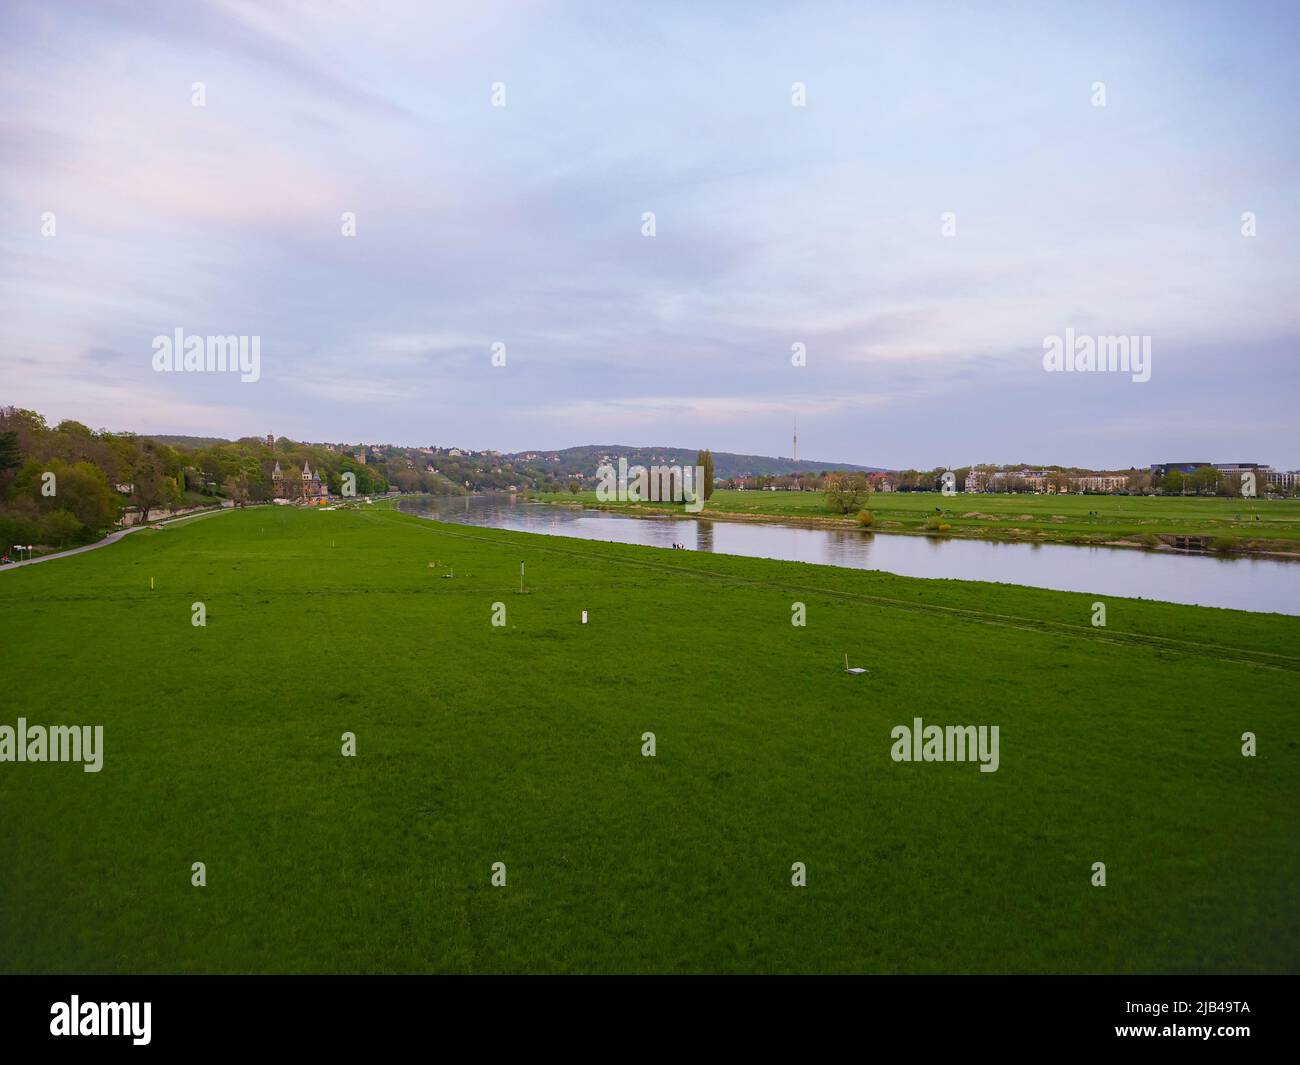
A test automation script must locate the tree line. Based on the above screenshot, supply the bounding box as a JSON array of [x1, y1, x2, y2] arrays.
[[0, 408, 426, 551]]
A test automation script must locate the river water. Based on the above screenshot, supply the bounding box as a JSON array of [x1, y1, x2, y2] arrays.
[[396, 495, 1300, 616]]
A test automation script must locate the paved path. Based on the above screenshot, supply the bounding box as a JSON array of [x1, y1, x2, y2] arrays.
[[0, 505, 236, 571]]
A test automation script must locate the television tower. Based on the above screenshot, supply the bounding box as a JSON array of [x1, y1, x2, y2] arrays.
[[792, 418, 801, 491]]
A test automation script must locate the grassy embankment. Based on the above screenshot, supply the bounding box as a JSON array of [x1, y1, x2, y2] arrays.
[[544, 488, 1300, 555], [1, 504, 1296, 973]]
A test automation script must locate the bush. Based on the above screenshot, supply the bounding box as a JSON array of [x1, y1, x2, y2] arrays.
[[0, 501, 44, 548], [41, 508, 85, 547], [857, 509, 874, 528], [14, 457, 118, 530], [922, 517, 952, 534], [824, 475, 871, 514]]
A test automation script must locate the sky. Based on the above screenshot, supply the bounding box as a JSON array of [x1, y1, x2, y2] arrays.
[[1, 0, 1297, 470]]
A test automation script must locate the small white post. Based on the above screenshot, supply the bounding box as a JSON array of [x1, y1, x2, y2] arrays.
[[581, 610, 588, 624]]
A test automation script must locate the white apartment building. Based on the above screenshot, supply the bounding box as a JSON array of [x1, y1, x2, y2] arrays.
[[1071, 474, 1130, 492]]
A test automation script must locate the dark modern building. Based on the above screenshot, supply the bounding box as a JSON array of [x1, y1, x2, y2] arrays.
[[1149, 462, 1211, 477]]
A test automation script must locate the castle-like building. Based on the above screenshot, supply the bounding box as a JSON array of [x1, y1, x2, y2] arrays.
[[272, 460, 328, 501]]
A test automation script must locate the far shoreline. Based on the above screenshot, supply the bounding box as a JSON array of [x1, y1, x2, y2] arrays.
[[525, 496, 1300, 562]]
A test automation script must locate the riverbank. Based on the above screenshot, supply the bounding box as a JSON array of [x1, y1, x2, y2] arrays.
[[534, 490, 1300, 560], [400, 494, 1300, 615]]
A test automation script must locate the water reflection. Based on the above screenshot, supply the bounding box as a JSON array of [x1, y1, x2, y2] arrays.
[[396, 496, 1300, 616]]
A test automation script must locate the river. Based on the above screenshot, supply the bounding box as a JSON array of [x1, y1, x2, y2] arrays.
[[396, 495, 1300, 616]]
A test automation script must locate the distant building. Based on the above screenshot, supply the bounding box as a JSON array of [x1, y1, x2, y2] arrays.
[[1212, 462, 1267, 474], [1071, 474, 1129, 492], [1149, 462, 1210, 477], [273, 460, 328, 501], [1150, 461, 1271, 486], [304, 461, 327, 499], [991, 469, 1049, 492]]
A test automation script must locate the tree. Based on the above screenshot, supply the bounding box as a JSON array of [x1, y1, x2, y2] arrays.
[[4, 408, 47, 433], [55, 419, 94, 438], [695, 449, 715, 501], [132, 458, 168, 523], [392, 469, 421, 493], [0, 430, 20, 474], [223, 473, 251, 506], [0, 497, 42, 552], [1191, 466, 1221, 495], [100, 433, 141, 487], [824, 474, 871, 514], [42, 509, 83, 547], [1161, 470, 1184, 495], [200, 455, 222, 493], [56, 461, 119, 530], [11, 458, 114, 531], [0, 429, 20, 501]]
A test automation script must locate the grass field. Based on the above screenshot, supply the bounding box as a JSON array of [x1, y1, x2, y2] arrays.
[[548, 488, 1300, 554], [1, 504, 1297, 973]]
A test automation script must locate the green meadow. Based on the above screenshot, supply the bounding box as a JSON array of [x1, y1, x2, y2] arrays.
[[0, 504, 1296, 973], [554, 488, 1300, 553]]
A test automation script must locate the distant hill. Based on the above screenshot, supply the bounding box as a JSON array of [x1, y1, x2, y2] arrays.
[[148, 434, 233, 449], [512, 445, 880, 479], [138, 434, 877, 479]]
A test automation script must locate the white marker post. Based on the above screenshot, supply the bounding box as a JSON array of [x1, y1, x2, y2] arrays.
[[581, 610, 588, 624]]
